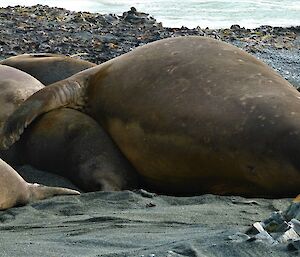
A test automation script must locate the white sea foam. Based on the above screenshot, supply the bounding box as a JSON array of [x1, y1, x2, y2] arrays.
[[0, 0, 299, 29]]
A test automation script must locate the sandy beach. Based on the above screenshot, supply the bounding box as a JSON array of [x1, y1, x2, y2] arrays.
[[0, 5, 300, 256], [0, 167, 294, 257]]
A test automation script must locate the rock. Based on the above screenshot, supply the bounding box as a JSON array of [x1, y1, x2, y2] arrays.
[[246, 221, 266, 235], [252, 230, 278, 245], [276, 228, 300, 243], [230, 24, 241, 30], [246, 202, 300, 246], [272, 221, 291, 233], [262, 211, 286, 232], [121, 7, 156, 25], [288, 239, 300, 251], [284, 201, 300, 221], [253, 222, 265, 233]]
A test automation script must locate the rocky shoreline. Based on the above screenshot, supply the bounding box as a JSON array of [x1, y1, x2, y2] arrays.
[[0, 4, 299, 87]]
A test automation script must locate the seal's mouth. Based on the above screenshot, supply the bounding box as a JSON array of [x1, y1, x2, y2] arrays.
[[29, 53, 54, 58]]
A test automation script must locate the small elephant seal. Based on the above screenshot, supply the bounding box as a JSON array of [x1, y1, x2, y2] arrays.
[[4, 36, 300, 197], [0, 64, 44, 164], [21, 108, 138, 191], [0, 64, 138, 192], [0, 53, 96, 85], [0, 158, 79, 210]]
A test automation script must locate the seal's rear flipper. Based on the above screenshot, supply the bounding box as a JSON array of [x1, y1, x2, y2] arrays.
[[293, 194, 300, 203], [282, 194, 300, 221], [28, 183, 80, 201], [0, 78, 86, 150]]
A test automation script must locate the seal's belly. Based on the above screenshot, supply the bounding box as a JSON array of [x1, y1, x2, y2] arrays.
[[106, 118, 300, 197]]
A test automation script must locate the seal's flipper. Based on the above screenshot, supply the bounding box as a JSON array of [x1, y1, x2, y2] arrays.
[[0, 78, 86, 150], [28, 183, 80, 201], [0, 158, 80, 210]]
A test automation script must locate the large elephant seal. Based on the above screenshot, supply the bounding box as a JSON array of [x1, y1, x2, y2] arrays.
[[0, 158, 79, 210], [0, 64, 138, 192], [0, 53, 96, 85], [3, 36, 300, 197]]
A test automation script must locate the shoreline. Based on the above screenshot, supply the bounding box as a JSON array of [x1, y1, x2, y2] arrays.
[[0, 4, 299, 88], [1, 1, 300, 29]]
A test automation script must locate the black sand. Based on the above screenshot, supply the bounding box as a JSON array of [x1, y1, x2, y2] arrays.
[[0, 167, 293, 257]]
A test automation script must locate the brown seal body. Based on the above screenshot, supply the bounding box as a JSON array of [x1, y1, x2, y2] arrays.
[[0, 64, 44, 164], [0, 53, 96, 85], [21, 108, 138, 191], [3, 36, 300, 197], [0, 64, 138, 192], [0, 65, 79, 210]]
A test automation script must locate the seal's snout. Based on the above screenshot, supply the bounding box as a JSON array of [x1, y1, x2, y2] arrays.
[[30, 53, 53, 58]]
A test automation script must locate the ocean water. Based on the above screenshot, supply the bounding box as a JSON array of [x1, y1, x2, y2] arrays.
[[0, 0, 299, 29]]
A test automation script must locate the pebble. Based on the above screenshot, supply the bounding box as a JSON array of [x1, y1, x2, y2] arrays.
[[167, 250, 177, 256], [135, 189, 157, 198], [146, 202, 156, 208], [228, 232, 251, 242]]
